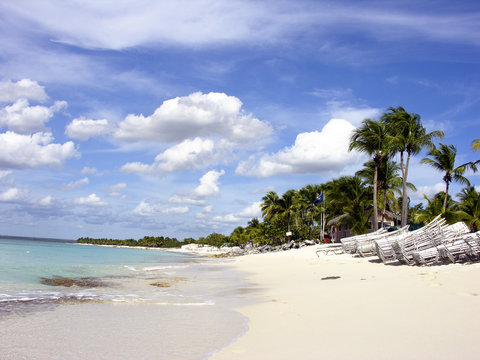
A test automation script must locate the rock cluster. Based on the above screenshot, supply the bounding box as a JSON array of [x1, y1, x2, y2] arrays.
[[181, 240, 320, 257]]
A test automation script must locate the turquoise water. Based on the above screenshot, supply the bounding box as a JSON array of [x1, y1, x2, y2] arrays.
[[0, 238, 233, 315], [0, 238, 255, 359]]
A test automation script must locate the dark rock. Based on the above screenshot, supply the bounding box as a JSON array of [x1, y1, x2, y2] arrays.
[[40, 277, 108, 288]]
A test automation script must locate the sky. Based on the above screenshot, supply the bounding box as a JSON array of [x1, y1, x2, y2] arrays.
[[0, 0, 479, 240]]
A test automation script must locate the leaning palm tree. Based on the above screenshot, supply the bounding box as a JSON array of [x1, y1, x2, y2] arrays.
[[349, 119, 389, 231], [421, 143, 470, 213], [382, 106, 444, 226]]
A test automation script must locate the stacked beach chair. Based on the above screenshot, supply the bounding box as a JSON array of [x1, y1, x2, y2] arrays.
[[340, 228, 387, 254], [356, 225, 410, 258], [336, 215, 480, 266]]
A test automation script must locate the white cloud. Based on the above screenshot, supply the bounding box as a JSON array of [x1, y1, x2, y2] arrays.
[[65, 118, 112, 140], [325, 102, 381, 127], [0, 99, 67, 134], [132, 201, 189, 217], [212, 214, 241, 223], [4, 2, 478, 51], [154, 138, 216, 172], [193, 170, 225, 198], [236, 118, 361, 177], [0, 187, 25, 202], [38, 195, 54, 206], [108, 183, 127, 198], [0, 170, 12, 181], [0, 131, 79, 169], [0, 79, 48, 103], [168, 195, 206, 206], [211, 201, 262, 225], [238, 201, 262, 218], [81, 167, 100, 176], [118, 93, 272, 173], [121, 138, 217, 174], [115, 92, 272, 145], [411, 183, 445, 202], [61, 177, 89, 191], [75, 193, 107, 207]]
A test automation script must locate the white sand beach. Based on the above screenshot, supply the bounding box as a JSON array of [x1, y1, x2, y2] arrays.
[[211, 245, 480, 360]]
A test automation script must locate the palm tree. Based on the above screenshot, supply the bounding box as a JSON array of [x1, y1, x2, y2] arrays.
[[356, 159, 415, 227], [382, 106, 444, 226], [298, 184, 323, 239], [278, 189, 297, 233], [472, 139, 480, 152], [326, 176, 372, 235], [349, 119, 389, 231], [414, 192, 460, 224], [421, 143, 470, 212], [261, 191, 281, 221], [457, 186, 480, 232]]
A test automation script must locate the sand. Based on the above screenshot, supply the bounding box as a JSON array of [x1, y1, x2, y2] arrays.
[[210, 245, 480, 360]]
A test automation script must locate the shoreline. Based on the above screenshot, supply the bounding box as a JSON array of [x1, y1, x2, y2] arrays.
[[210, 245, 480, 360]]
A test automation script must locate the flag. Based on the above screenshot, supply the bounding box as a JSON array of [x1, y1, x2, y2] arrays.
[[313, 193, 324, 206]]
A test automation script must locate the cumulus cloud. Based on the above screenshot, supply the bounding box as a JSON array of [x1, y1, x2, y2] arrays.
[[65, 118, 112, 140], [411, 183, 445, 202], [108, 183, 127, 198], [81, 166, 100, 176], [210, 201, 262, 224], [212, 213, 241, 223], [0, 79, 48, 103], [0, 99, 67, 134], [118, 93, 272, 174], [168, 195, 206, 206], [167, 170, 225, 209], [0, 131, 79, 169], [75, 193, 107, 207], [193, 170, 225, 198], [121, 138, 218, 174], [61, 177, 89, 191], [132, 201, 189, 216], [236, 118, 361, 177], [38, 195, 54, 206], [238, 201, 262, 218], [115, 92, 272, 145], [0, 187, 25, 202]]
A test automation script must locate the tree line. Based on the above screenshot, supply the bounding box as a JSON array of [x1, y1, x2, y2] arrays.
[[78, 106, 479, 249]]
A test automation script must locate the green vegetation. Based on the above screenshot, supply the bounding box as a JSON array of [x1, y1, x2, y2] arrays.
[[78, 107, 480, 248]]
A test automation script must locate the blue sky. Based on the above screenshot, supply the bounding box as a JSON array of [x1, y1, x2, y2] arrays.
[[0, 0, 479, 240]]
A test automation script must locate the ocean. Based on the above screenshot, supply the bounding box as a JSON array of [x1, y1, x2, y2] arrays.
[[0, 237, 254, 359]]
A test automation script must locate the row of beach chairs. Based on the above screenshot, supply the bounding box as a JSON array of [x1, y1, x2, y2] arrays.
[[340, 215, 480, 265]]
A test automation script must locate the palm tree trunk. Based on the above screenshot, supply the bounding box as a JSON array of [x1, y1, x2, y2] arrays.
[[401, 151, 410, 227], [443, 181, 449, 213], [382, 189, 387, 228], [373, 165, 379, 231]]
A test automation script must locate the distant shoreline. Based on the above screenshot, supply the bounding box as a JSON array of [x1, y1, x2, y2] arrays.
[[0, 235, 75, 243]]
